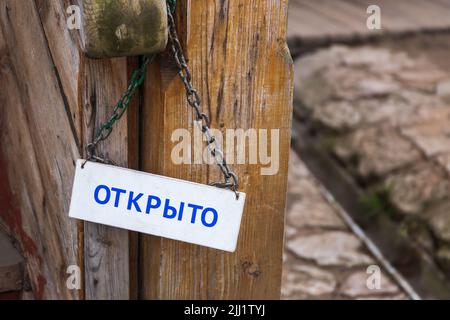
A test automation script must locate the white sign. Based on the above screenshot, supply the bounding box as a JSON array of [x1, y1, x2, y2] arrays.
[[69, 160, 246, 252]]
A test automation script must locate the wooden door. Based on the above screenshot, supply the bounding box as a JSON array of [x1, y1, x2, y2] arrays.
[[0, 0, 292, 299]]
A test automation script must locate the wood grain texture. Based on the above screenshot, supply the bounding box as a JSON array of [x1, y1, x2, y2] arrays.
[[0, 0, 134, 299], [127, 56, 142, 300], [0, 0, 81, 299], [80, 57, 130, 299], [140, 0, 293, 299], [38, 0, 132, 299], [39, 0, 134, 299], [35, 0, 83, 140]]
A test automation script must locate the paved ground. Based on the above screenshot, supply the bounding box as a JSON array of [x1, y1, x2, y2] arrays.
[[293, 34, 450, 282], [281, 151, 407, 299]]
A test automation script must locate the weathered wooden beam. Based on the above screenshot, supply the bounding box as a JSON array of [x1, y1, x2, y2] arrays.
[[80, 57, 131, 300], [140, 0, 293, 299], [126, 55, 142, 300], [39, 0, 133, 299], [0, 0, 135, 299], [0, 0, 81, 299]]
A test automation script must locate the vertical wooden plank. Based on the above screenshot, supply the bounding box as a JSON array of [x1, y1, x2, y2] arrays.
[[140, 0, 293, 299], [34, 0, 83, 139], [127, 57, 142, 300], [38, 0, 133, 299], [0, 0, 81, 299], [0, 0, 134, 299], [35, 0, 132, 299], [80, 57, 130, 300]]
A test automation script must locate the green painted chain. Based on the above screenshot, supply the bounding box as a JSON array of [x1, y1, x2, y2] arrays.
[[85, 54, 154, 164], [167, 0, 177, 13]]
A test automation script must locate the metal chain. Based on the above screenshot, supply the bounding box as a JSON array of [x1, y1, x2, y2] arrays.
[[166, 5, 239, 197], [84, 0, 239, 197], [84, 55, 155, 166], [167, 0, 177, 13]]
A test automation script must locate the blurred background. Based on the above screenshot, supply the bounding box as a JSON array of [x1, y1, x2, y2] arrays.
[[283, 0, 450, 300]]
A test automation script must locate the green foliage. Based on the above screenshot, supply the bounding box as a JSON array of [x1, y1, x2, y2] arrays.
[[360, 188, 396, 219]]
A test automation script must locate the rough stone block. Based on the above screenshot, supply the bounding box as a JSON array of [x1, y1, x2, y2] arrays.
[[385, 163, 450, 215], [287, 232, 374, 267], [334, 128, 422, 179]]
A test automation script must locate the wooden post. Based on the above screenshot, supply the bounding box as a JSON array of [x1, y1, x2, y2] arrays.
[[140, 0, 293, 299], [79, 57, 131, 300], [0, 0, 79, 299], [0, 0, 133, 299]]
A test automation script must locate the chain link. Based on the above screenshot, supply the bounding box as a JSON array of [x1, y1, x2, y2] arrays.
[[84, 55, 154, 166], [167, 0, 177, 13], [166, 5, 239, 197], [83, 0, 239, 198]]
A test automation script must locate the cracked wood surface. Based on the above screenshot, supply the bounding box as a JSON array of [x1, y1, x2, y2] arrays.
[[140, 0, 293, 299], [0, 0, 131, 299]]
